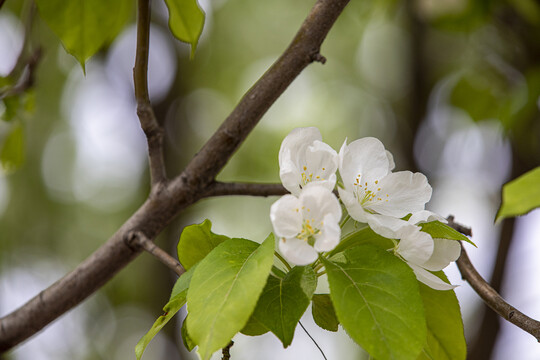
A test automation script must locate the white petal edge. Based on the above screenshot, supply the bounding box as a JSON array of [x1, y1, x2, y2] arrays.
[[407, 262, 457, 291], [422, 238, 461, 271], [270, 195, 302, 238], [396, 226, 434, 265], [278, 237, 318, 266]]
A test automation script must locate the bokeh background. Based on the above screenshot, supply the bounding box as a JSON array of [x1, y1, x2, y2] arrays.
[[1, 0, 540, 359]]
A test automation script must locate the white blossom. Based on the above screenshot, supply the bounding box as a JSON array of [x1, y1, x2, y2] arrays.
[[384, 212, 461, 290], [279, 127, 338, 196], [337, 137, 432, 233], [270, 184, 342, 266]]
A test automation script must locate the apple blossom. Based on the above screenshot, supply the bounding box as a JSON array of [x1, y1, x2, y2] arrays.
[[279, 127, 338, 196], [337, 137, 432, 234], [270, 184, 342, 266]]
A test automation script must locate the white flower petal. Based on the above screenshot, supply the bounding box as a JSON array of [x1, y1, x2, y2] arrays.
[[278, 127, 321, 166], [300, 184, 342, 224], [338, 137, 390, 191], [396, 225, 434, 265], [422, 238, 461, 271], [278, 237, 318, 266], [278, 127, 338, 195], [270, 195, 303, 238], [314, 213, 341, 252], [279, 149, 302, 195], [408, 210, 447, 225], [369, 171, 432, 218], [365, 213, 408, 238], [386, 150, 395, 171], [407, 262, 457, 291], [338, 186, 369, 223]]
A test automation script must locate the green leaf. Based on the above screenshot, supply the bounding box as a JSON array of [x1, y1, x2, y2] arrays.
[[135, 266, 195, 360], [328, 227, 394, 258], [186, 235, 274, 360], [1, 122, 25, 174], [418, 272, 466, 360], [245, 266, 317, 347], [496, 167, 540, 222], [241, 312, 269, 336], [177, 219, 229, 270], [323, 245, 427, 360], [312, 294, 339, 332], [163, 0, 205, 58], [35, 0, 132, 70], [420, 221, 476, 247], [181, 316, 196, 352]]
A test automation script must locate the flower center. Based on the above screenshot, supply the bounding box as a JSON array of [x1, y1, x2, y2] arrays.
[[296, 214, 322, 246], [353, 174, 389, 208], [300, 165, 326, 187]]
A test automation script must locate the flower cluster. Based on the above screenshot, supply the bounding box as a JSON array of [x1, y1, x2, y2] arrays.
[[270, 127, 460, 290]]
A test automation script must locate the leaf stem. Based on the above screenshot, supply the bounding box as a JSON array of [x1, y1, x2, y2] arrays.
[[274, 251, 292, 272], [339, 214, 350, 228]]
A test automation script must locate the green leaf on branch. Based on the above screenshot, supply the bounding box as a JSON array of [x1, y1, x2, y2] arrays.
[[420, 221, 476, 247], [323, 245, 427, 360], [186, 235, 274, 360], [35, 0, 132, 70], [163, 0, 205, 58], [328, 226, 394, 258], [244, 266, 317, 347], [135, 266, 196, 360], [312, 294, 339, 332], [181, 316, 196, 352], [496, 167, 540, 222], [418, 272, 466, 360], [177, 219, 229, 270], [1, 122, 25, 174]]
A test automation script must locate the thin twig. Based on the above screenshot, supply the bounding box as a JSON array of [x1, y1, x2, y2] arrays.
[[127, 232, 185, 276], [221, 340, 234, 360], [0, 3, 39, 100], [133, 0, 167, 187], [446, 215, 472, 237], [0, 0, 350, 351], [456, 244, 540, 341], [446, 215, 540, 342], [203, 182, 287, 198], [298, 321, 328, 360]]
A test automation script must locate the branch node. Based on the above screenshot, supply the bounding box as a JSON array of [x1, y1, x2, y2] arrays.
[[124, 230, 143, 252], [312, 53, 327, 64]]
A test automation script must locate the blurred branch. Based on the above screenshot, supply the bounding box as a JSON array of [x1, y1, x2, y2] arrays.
[[448, 217, 540, 342], [0, 0, 6, 11], [203, 182, 287, 198], [134, 0, 167, 187], [127, 231, 185, 277], [0, 3, 39, 100], [0, 0, 350, 351], [0, 48, 42, 100]]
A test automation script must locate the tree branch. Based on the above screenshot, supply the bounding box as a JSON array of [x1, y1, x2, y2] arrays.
[[126, 231, 185, 276], [203, 182, 287, 198], [456, 244, 540, 341], [447, 216, 540, 342], [133, 0, 167, 187], [0, 0, 350, 351], [173, 0, 349, 194]]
